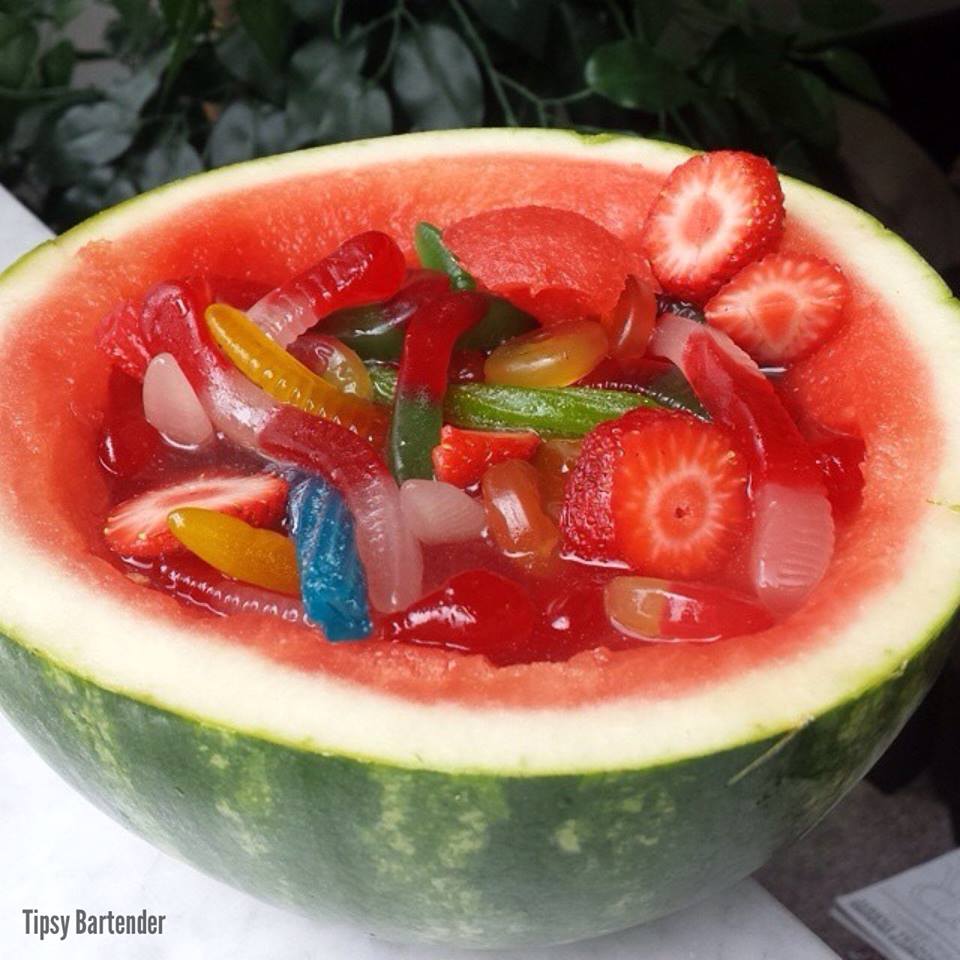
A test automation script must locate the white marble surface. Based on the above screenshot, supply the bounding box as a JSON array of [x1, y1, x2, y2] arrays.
[[0, 187, 51, 267], [0, 185, 839, 958]]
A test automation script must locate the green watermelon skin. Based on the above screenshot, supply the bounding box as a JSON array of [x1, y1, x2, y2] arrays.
[[0, 622, 951, 948]]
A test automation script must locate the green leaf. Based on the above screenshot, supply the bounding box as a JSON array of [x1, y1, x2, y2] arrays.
[[39, 0, 85, 27], [709, 30, 837, 152], [288, 78, 391, 148], [287, 37, 391, 146], [161, 0, 204, 96], [737, 64, 838, 152], [207, 100, 287, 167], [103, 52, 166, 112], [798, 0, 880, 31], [690, 95, 740, 146], [392, 24, 483, 129], [775, 139, 818, 183], [289, 34, 365, 85], [787, 67, 837, 150], [159, 0, 192, 28], [284, 0, 336, 21], [653, 9, 729, 70], [633, 0, 673, 44], [464, 0, 550, 58], [9, 102, 55, 153], [586, 39, 699, 112], [40, 39, 74, 87], [60, 164, 137, 220], [413, 222, 475, 291], [0, 14, 39, 89], [559, 0, 621, 68], [134, 129, 203, 190], [235, 0, 291, 66], [813, 48, 886, 105], [52, 101, 138, 171], [104, 0, 164, 56], [215, 24, 285, 103]]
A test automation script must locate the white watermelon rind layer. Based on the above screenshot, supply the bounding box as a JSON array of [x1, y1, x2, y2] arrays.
[[0, 129, 958, 777]]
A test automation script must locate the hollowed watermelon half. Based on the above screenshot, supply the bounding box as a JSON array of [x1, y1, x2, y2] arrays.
[[0, 130, 958, 948]]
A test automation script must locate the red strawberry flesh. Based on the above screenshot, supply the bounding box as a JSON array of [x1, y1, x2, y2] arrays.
[[104, 471, 288, 559], [432, 425, 540, 488], [560, 408, 672, 562], [641, 151, 785, 303], [611, 416, 749, 580], [705, 253, 849, 363], [651, 314, 835, 612]]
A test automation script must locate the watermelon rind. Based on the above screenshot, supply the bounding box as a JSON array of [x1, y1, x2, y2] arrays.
[[0, 129, 958, 947]]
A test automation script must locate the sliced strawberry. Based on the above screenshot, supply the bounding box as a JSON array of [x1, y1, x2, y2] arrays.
[[444, 206, 631, 324], [560, 409, 748, 572], [104, 471, 288, 558], [96, 300, 151, 380], [705, 253, 849, 363], [432, 425, 540, 488], [641, 151, 785, 303], [612, 416, 749, 579], [559, 408, 658, 561]]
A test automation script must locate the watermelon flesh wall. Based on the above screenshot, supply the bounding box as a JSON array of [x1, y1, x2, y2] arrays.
[[0, 132, 958, 947]]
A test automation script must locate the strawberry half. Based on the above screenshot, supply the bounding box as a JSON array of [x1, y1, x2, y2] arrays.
[[641, 150, 785, 303], [104, 471, 288, 559], [705, 253, 849, 363], [432, 426, 540, 488], [611, 416, 749, 579], [560, 408, 659, 561]]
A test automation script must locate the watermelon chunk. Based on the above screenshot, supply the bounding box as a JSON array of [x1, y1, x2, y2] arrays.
[[444, 205, 631, 324]]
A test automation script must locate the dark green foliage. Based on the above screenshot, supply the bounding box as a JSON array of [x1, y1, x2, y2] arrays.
[[0, 0, 887, 231]]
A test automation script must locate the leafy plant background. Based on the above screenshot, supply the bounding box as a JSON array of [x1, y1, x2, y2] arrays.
[[0, 0, 899, 233]]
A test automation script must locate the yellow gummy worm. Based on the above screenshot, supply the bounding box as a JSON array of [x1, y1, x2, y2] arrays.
[[167, 508, 300, 597], [205, 303, 386, 445]]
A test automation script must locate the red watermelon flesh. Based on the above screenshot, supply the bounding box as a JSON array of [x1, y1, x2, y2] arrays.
[[444, 205, 632, 324], [0, 151, 943, 709]]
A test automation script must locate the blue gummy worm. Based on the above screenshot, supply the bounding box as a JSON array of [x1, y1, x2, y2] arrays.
[[287, 475, 373, 642]]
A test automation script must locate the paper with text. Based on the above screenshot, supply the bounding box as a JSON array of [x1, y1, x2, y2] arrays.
[[833, 848, 960, 960]]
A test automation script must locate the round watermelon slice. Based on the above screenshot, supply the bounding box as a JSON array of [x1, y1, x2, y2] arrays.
[[0, 130, 958, 948]]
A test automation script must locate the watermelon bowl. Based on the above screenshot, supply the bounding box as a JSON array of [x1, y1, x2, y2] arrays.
[[1, 128, 959, 949]]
